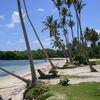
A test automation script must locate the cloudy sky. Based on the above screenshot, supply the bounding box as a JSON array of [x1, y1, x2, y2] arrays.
[[0, 0, 100, 51]]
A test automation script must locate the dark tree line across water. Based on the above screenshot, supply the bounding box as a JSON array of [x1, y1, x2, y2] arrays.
[[0, 47, 100, 60]]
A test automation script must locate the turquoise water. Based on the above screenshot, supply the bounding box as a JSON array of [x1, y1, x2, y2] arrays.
[[0, 59, 49, 77]]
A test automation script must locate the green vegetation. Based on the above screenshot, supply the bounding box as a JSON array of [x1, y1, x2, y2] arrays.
[[73, 53, 87, 65], [24, 82, 100, 100], [60, 75, 93, 79], [90, 60, 100, 65], [24, 86, 52, 100], [49, 69, 58, 77], [59, 78, 70, 86], [0, 46, 100, 60], [0, 49, 64, 60]]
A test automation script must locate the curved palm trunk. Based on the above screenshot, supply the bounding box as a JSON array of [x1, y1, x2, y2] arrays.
[[0, 67, 30, 85], [69, 8, 74, 41], [58, 11, 73, 62], [54, 35, 69, 63], [17, 0, 37, 86], [23, 0, 55, 69], [77, 17, 80, 42], [51, 0, 71, 63], [70, 26, 74, 40], [73, 3, 97, 72], [63, 31, 73, 62]]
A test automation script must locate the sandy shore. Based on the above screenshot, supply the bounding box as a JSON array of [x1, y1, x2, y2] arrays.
[[0, 59, 100, 100]]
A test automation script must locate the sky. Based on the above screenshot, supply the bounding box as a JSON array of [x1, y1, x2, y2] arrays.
[[0, 0, 100, 51]]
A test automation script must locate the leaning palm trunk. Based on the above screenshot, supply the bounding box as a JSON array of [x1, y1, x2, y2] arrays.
[[69, 8, 74, 40], [63, 31, 73, 62], [0, 67, 30, 85], [73, 3, 97, 72], [70, 25, 74, 40], [54, 35, 69, 63], [23, 0, 55, 69], [59, 12, 73, 62], [52, 0, 72, 63], [17, 0, 37, 86]]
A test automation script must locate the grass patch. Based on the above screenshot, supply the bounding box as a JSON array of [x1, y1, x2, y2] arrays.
[[59, 64, 77, 69], [60, 75, 93, 79], [90, 60, 100, 65], [46, 82, 100, 100], [24, 82, 100, 100]]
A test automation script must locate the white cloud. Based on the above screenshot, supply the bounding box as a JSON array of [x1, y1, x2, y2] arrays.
[[12, 11, 20, 24], [37, 8, 45, 12], [6, 10, 25, 28], [96, 30, 100, 35], [51, 8, 57, 12], [18, 39, 25, 43], [0, 15, 4, 20], [6, 23, 15, 28], [7, 41, 15, 46]]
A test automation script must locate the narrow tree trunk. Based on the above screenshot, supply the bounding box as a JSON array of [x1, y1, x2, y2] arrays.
[[77, 18, 80, 42], [73, 4, 97, 72], [0, 67, 30, 85], [64, 32, 73, 62], [23, 0, 55, 69], [69, 8, 74, 41], [17, 0, 37, 86], [70, 26, 74, 40], [57, 9, 72, 63]]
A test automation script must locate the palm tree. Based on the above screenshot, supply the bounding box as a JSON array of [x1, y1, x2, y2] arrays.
[[68, 20, 75, 40], [64, 0, 75, 40], [76, 0, 86, 18], [60, 7, 73, 62], [0, 67, 30, 86], [17, 0, 37, 86], [42, 16, 69, 63], [52, 0, 63, 12], [73, 0, 97, 72], [22, 0, 55, 70], [84, 27, 100, 48], [76, 0, 86, 42]]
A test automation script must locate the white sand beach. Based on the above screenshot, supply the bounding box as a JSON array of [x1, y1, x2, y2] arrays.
[[0, 59, 100, 100]]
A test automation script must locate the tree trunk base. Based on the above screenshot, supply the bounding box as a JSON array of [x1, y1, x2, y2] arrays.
[[37, 69, 45, 77], [90, 67, 98, 72]]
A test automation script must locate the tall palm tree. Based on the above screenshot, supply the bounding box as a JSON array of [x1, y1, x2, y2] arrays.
[[76, 0, 86, 19], [73, 0, 97, 72], [22, 0, 55, 70], [76, 0, 86, 42], [60, 7, 73, 62], [17, 0, 37, 86], [64, 0, 75, 40], [68, 20, 75, 40], [42, 16, 69, 63], [52, 0, 73, 62], [0, 67, 30, 85]]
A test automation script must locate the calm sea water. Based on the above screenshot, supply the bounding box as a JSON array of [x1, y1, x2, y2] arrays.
[[0, 59, 51, 78]]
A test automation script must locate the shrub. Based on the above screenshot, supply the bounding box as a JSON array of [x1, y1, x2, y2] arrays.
[[49, 69, 58, 76], [73, 53, 87, 65], [90, 61, 96, 65], [59, 78, 70, 86], [24, 86, 49, 99]]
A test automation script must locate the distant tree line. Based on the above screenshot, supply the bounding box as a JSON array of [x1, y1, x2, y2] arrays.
[[0, 46, 100, 60], [0, 49, 64, 60]]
